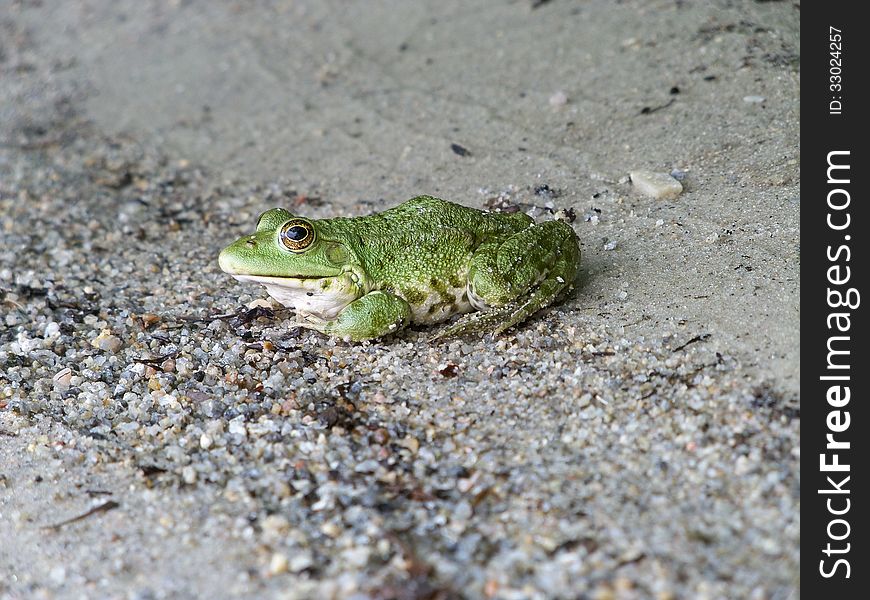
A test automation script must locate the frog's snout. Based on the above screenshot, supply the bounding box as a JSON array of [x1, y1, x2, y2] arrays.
[[218, 243, 244, 274], [219, 236, 259, 274], [217, 246, 233, 273]]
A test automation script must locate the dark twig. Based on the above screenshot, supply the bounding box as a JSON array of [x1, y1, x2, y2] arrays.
[[42, 500, 119, 531], [640, 98, 676, 115], [671, 333, 711, 353], [131, 350, 178, 366]]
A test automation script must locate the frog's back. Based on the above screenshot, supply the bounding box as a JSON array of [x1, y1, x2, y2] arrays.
[[376, 195, 532, 236], [317, 196, 533, 324]]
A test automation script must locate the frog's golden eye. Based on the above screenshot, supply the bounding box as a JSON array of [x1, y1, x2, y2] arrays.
[[279, 219, 315, 252]]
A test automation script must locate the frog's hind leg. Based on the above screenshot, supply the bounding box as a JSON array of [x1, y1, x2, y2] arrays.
[[432, 221, 580, 340], [490, 271, 571, 335]]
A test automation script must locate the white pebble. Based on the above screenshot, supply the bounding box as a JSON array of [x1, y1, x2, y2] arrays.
[[289, 552, 313, 573], [182, 466, 197, 484], [549, 91, 568, 107], [53, 367, 72, 389], [268, 552, 289, 575], [228, 417, 247, 438], [629, 171, 683, 200], [743, 95, 765, 103], [453, 501, 473, 521], [247, 298, 274, 309], [49, 565, 67, 584], [262, 515, 291, 538]]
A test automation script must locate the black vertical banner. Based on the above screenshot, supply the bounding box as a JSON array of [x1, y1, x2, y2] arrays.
[[803, 3, 868, 597]]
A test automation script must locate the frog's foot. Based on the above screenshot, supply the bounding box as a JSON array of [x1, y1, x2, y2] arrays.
[[431, 274, 573, 341], [299, 290, 412, 342], [429, 303, 517, 341]]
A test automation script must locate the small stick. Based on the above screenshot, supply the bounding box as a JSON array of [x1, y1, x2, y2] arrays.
[[42, 500, 120, 531], [671, 333, 711, 353]]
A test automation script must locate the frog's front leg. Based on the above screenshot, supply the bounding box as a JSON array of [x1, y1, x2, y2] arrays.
[[300, 290, 412, 342], [434, 220, 580, 339]]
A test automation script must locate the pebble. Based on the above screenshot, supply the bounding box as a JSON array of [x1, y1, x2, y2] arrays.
[[53, 368, 72, 389], [268, 553, 289, 576], [182, 466, 197, 484], [91, 329, 123, 352], [629, 171, 684, 200], [743, 95, 765, 104], [262, 515, 291, 538], [289, 552, 314, 573], [247, 298, 274, 309], [549, 91, 568, 107], [400, 436, 420, 453], [228, 418, 247, 438], [49, 565, 67, 584]]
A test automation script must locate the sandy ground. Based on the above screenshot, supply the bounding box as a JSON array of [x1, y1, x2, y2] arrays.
[[1, 1, 799, 599]]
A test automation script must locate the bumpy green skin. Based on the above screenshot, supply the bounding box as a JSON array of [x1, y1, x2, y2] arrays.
[[218, 196, 581, 342]]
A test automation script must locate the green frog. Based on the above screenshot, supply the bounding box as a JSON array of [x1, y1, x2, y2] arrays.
[[218, 196, 580, 341]]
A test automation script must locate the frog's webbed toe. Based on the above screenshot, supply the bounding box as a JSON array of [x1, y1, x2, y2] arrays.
[[429, 303, 517, 341], [431, 273, 575, 341]]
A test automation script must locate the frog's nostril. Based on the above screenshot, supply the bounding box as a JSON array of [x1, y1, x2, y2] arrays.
[[245, 240, 257, 248]]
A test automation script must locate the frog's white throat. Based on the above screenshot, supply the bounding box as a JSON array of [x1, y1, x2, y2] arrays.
[[230, 274, 356, 320]]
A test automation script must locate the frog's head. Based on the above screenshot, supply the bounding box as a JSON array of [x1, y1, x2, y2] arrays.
[[219, 208, 365, 318]]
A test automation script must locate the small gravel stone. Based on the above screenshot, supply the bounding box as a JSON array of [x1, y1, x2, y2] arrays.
[[743, 95, 765, 103], [228, 418, 247, 438], [262, 515, 291, 539], [53, 368, 72, 389], [91, 329, 123, 353], [549, 91, 568, 107], [289, 552, 314, 573], [629, 171, 684, 200], [268, 553, 289, 575], [182, 466, 197, 484]]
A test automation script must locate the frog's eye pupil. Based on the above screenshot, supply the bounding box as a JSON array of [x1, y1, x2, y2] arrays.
[[280, 219, 315, 252], [285, 226, 307, 241]]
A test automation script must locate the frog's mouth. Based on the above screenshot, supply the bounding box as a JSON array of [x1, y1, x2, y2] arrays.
[[229, 274, 357, 319], [231, 274, 325, 284]]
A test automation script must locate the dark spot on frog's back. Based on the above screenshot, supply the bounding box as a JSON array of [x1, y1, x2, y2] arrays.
[[402, 288, 426, 306], [448, 273, 462, 289]]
